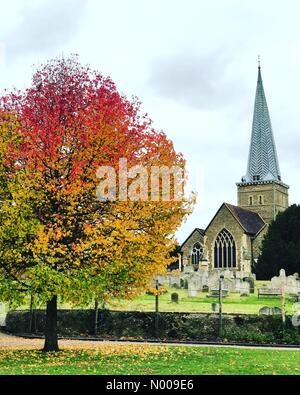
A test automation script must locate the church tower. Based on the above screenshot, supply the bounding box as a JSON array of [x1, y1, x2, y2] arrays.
[[237, 64, 289, 224]]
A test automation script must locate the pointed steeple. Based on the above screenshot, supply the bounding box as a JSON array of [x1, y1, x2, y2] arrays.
[[242, 64, 282, 183]]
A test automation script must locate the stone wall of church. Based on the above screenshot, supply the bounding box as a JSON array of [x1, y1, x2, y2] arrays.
[[181, 230, 204, 267], [253, 225, 268, 260], [205, 205, 252, 272], [237, 182, 289, 224]]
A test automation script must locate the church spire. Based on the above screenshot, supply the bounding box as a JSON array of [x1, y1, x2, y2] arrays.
[[242, 64, 282, 184]]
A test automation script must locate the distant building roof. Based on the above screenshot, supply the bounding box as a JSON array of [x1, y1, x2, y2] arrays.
[[225, 203, 266, 236]]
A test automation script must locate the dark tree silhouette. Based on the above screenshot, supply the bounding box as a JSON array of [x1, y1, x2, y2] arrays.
[[255, 204, 300, 280]]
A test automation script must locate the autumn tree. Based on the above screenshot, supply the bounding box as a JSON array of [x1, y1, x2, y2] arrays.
[[0, 56, 193, 351]]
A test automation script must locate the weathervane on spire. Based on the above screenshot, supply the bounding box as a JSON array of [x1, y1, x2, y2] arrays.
[[258, 55, 261, 69]]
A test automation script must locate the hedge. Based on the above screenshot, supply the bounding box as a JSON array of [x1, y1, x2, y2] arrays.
[[5, 309, 300, 344]]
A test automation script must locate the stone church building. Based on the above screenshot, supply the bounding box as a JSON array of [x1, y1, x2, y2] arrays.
[[180, 65, 289, 274]]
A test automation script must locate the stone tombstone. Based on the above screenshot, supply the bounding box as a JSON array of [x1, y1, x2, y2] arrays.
[[202, 285, 209, 293], [280, 269, 286, 277], [223, 278, 233, 292], [269, 269, 300, 295], [243, 277, 255, 294], [211, 303, 218, 313], [188, 289, 198, 298], [187, 274, 200, 297], [187, 273, 202, 292], [169, 276, 181, 288], [270, 273, 284, 290], [259, 306, 273, 316], [156, 276, 169, 286], [239, 281, 250, 296], [207, 271, 220, 290], [198, 268, 209, 288], [286, 276, 299, 295], [272, 307, 282, 315], [180, 278, 188, 289], [223, 269, 232, 279], [183, 266, 194, 274], [171, 293, 179, 304]]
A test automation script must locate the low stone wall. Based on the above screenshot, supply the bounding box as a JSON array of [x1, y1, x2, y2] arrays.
[[5, 309, 300, 344]]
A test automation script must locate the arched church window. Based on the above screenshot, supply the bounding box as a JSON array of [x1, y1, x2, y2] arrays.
[[258, 195, 263, 205], [214, 229, 236, 269], [249, 196, 253, 205], [191, 242, 203, 265]]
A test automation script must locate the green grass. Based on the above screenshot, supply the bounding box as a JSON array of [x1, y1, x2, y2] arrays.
[[5, 281, 294, 316], [0, 345, 299, 375], [107, 285, 294, 315]]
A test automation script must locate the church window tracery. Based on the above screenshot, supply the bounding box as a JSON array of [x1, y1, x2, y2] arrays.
[[214, 229, 236, 269], [191, 242, 203, 265]]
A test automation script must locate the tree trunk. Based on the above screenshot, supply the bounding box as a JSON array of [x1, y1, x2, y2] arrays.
[[94, 297, 99, 335], [43, 295, 59, 352], [29, 294, 34, 333]]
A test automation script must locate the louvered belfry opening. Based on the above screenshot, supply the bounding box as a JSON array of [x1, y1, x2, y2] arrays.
[[214, 229, 236, 269]]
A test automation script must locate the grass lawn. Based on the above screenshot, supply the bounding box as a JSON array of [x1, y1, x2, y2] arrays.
[[107, 284, 295, 315], [0, 344, 299, 375], [4, 281, 295, 316]]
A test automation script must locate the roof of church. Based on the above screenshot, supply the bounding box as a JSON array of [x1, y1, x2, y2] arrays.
[[225, 203, 266, 236], [240, 65, 283, 185], [180, 228, 204, 248]]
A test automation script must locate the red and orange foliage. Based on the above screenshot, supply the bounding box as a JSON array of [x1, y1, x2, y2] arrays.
[[0, 55, 194, 306]]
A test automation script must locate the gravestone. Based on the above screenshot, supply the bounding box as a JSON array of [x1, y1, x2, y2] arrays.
[[223, 278, 234, 292], [156, 275, 169, 286], [171, 293, 179, 304], [280, 269, 286, 277], [259, 306, 273, 316], [269, 269, 300, 295], [207, 271, 220, 290], [188, 289, 198, 298], [187, 273, 202, 292], [243, 277, 255, 294], [180, 278, 188, 289], [240, 281, 250, 296], [183, 266, 194, 274], [272, 307, 282, 315], [202, 285, 209, 293], [169, 277, 181, 288]]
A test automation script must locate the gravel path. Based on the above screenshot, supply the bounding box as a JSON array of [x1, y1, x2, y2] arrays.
[[1, 331, 300, 351]]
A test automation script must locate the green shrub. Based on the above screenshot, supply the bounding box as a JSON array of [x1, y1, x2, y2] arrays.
[[5, 310, 300, 345]]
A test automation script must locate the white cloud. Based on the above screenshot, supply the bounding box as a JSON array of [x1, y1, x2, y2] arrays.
[[4, 0, 87, 61], [1, 0, 300, 242]]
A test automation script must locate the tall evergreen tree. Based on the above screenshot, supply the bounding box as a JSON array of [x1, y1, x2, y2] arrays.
[[255, 204, 300, 280]]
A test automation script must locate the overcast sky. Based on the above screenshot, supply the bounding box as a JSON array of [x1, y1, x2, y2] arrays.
[[1, 0, 300, 242]]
